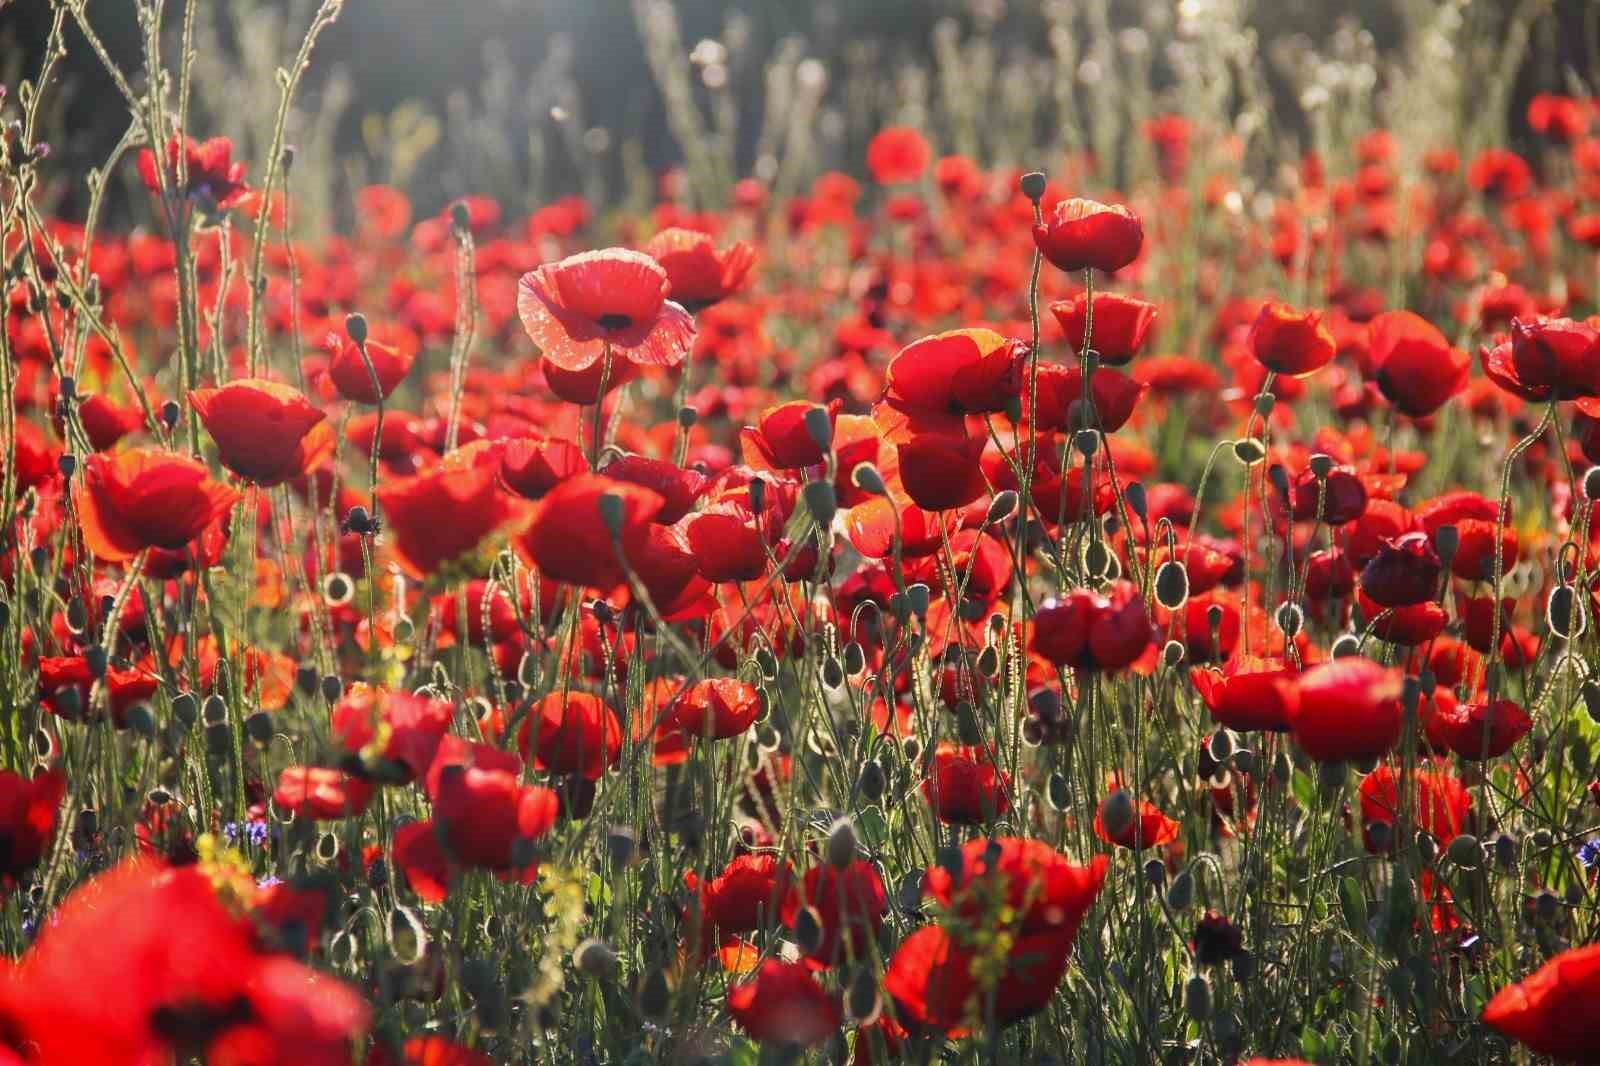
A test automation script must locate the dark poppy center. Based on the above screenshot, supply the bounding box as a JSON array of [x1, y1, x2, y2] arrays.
[[597, 313, 633, 331]]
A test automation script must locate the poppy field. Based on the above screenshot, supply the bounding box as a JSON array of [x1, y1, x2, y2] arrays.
[[4, 1, 1600, 1064]]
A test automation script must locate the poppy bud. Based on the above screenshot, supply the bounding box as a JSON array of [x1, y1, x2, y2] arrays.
[[1167, 868, 1194, 910], [596, 493, 626, 539], [1124, 480, 1147, 520], [1155, 562, 1189, 608], [1493, 834, 1519, 869], [161, 400, 181, 428], [1098, 789, 1137, 842], [802, 405, 833, 452], [846, 966, 880, 1023], [1433, 524, 1459, 564], [320, 674, 343, 702], [677, 404, 698, 428], [1208, 729, 1234, 762], [1308, 453, 1334, 479], [59, 375, 76, 400], [1162, 640, 1185, 667], [1275, 601, 1302, 638], [1254, 392, 1275, 415], [826, 818, 858, 868], [851, 462, 887, 496], [450, 200, 472, 231], [1267, 463, 1290, 499], [171, 692, 198, 727], [858, 759, 885, 800], [573, 938, 618, 978], [1585, 466, 1600, 500], [1446, 833, 1481, 868], [83, 643, 107, 678], [905, 583, 930, 617], [202, 694, 228, 726], [605, 826, 639, 869], [57, 453, 75, 478], [793, 904, 825, 955], [1019, 171, 1047, 201], [986, 489, 1018, 524], [843, 641, 866, 674], [344, 312, 368, 347], [1232, 437, 1265, 465], [1185, 974, 1213, 1020], [1074, 428, 1099, 457], [1548, 585, 1584, 638], [803, 480, 838, 528], [125, 702, 157, 737], [245, 710, 273, 744]]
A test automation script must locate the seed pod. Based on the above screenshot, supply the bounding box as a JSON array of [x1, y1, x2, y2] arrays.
[[803, 405, 834, 452], [847, 966, 881, 1023], [171, 692, 199, 727], [1232, 437, 1265, 465], [1155, 562, 1189, 609], [1185, 974, 1213, 1020], [1330, 633, 1361, 658], [1446, 833, 1481, 869], [1099, 789, 1137, 842], [858, 759, 885, 801], [986, 490, 1018, 525], [1019, 171, 1047, 201], [244, 711, 274, 745], [826, 818, 858, 868], [803, 480, 838, 528], [1166, 868, 1194, 910], [1548, 585, 1585, 638], [851, 462, 887, 496], [793, 904, 824, 955]]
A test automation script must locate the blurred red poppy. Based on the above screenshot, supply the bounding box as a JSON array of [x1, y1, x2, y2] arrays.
[[1367, 311, 1469, 417], [1051, 291, 1158, 365], [74, 448, 240, 561], [137, 135, 250, 208], [377, 462, 525, 579], [781, 860, 887, 968], [1286, 658, 1404, 762], [272, 766, 375, 821], [1191, 655, 1297, 732], [521, 473, 664, 589], [1482, 942, 1600, 1063], [727, 959, 841, 1048], [921, 742, 1011, 824], [323, 332, 415, 403], [643, 227, 756, 311], [670, 677, 763, 740], [517, 691, 622, 780], [866, 126, 931, 184], [0, 767, 64, 894]]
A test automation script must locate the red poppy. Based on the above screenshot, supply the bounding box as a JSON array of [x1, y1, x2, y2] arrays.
[[323, 332, 415, 403], [0, 768, 64, 893], [1190, 655, 1297, 732], [1367, 311, 1469, 417], [38, 654, 160, 726], [1031, 364, 1147, 432], [742, 401, 834, 470], [394, 760, 558, 901], [190, 379, 327, 485], [642, 227, 755, 311], [4, 859, 368, 1064], [377, 462, 524, 579], [921, 742, 1011, 824], [499, 436, 589, 499], [1094, 791, 1181, 850], [1050, 291, 1158, 365], [521, 473, 664, 589], [517, 248, 695, 372], [331, 686, 453, 783], [1286, 658, 1405, 762], [1482, 942, 1600, 1063], [540, 351, 641, 405], [1031, 581, 1153, 672], [137, 135, 251, 208], [1033, 198, 1144, 274], [895, 432, 988, 512], [1482, 317, 1600, 401], [866, 126, 931, 184], [881, 328, 1025, 429], [727, 960, 841, 1048], [1287, 463, 1368, 525], [780, 860, 887, 968], [1422, 697, 1532, 760], [695, 854, 790, 941], [670, 677, 763, 740], [1359, 531, 1442, 607], [272, 766, 375, 820], [1248, 302, 1336, 376], [1358, 764, 1470, 853], [517, 691, 623, 780], [892, 840, 1107, 1032], [74, 448, 241, 561], [600, 454, 708, 524]]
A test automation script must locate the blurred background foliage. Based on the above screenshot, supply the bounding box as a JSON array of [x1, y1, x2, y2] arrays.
[[3, 0, 1597, 225]]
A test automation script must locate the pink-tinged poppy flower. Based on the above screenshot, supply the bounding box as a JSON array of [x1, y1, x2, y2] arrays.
[[517, 248, 695, 373], [1033, 198, 1144, 274], [74, 449, 241, 562], [1367, 311, 1469, 416], [1482, 942, 1600, 1063], [1248, 302, 1336, 376], [190, 378, 327, 486], [1050, 291, 1158, 365], [642, 227, 756, 311], [866, 126, 931, 184], [1287, 658, 1405, 762], [377, 462, 525, 579]]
